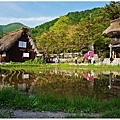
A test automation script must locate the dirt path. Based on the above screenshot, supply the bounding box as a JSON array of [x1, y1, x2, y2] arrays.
[[0, 109, 101, 118]]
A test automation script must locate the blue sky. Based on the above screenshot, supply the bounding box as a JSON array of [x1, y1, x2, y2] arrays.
[[0, 1, 110, 28]]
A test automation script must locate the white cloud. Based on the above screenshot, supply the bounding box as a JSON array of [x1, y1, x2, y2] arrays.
[[0, 16, 57, 28], [0, 2, 25, 17]]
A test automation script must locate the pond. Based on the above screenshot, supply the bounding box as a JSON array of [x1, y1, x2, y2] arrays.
[[0, 68, 120, 101]]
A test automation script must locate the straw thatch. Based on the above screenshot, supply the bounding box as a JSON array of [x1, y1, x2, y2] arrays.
[[0, 27, 39, 55], [103, 18, 120, 38], [110, 39, 120, 45]]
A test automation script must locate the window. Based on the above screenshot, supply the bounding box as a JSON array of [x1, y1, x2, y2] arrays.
[[2, 52, 6, 57], [18, 41, 27, 48], [23, 53, 29, 57], [23, 74, 29, 79]]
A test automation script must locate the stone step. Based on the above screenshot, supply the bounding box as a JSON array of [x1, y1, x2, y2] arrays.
[[103, 58, 120, 65]]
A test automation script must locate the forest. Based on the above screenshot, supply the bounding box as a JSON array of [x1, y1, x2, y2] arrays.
[[30, 1, 120, 58]]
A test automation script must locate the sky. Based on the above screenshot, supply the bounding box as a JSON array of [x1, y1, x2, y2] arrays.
[[0, 1, 110, 28]]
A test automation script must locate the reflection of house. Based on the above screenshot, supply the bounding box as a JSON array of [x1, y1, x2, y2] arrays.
[[108, 72, 120, 96], [103, 18, 120, 58], [0, 70, 37, 93], [100, 71, 120, 95], [0, 27, 39, 62]]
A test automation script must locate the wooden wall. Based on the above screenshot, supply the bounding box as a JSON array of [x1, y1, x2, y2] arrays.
[[0, 32, 36, 62]]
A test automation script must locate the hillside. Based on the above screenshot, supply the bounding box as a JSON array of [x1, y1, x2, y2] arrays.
[[0, 23, 27, 34], [30, 6, 112, 57], [30, 2, 120, 58], [30, 8, 100, 39]]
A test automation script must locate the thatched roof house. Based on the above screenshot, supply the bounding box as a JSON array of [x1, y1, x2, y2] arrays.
[[0, 27, 40, 62], [103, 18, 120, 58], [103, 18, 120, 38]]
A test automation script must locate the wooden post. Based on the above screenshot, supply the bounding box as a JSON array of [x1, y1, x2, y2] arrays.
[[91, 43, 94, 52], [109, 44, 112, 58], [115, 51, 116, 58]]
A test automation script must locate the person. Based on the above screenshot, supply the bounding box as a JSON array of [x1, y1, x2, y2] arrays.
[[91, 57, 95, 64], [54, 57, 59, 63], [88, 56, 91, 63], [75, 56, 78, 64], [57, 56, 60, 63], [82, 57, 85, 63], [110, 54, 114, 63]]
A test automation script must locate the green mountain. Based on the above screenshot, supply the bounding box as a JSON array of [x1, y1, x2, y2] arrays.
[[30, 7, 111, 57], [0, 22, 27, 34], [30, 8, 99, 39]]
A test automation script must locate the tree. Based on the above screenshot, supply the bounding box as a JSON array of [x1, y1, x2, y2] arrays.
[[104, 1, 120, 20], [0, 26, 3, 38], [36, 31, 58, 54], [0, 33, 3, 39], [32, 7, 112, 57], [50, 16, 69, 57]]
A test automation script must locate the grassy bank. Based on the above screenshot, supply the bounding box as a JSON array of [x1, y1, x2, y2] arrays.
[[1, 62, 120, 71], [0, 88, 120, 118]]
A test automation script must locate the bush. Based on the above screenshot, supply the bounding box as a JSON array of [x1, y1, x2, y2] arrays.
[[24, 57, 46, 65]]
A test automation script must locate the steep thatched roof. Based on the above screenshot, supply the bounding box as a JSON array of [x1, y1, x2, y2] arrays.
[[103, 18, 120, 38], [0, 27, 39, 55], [110, 39, 120, 45]]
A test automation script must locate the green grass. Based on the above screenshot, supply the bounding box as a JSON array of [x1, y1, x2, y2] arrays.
[[100, 109, 120, 118], [1, 62, 120, 71], [0, 88, 120, 118]]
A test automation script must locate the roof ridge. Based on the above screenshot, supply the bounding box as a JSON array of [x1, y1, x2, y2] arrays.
[[3, 27, 29, 36], [110, 18, 120, 23]]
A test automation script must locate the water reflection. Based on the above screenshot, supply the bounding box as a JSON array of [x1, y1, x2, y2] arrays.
[[0, 68, 120, 101], [0, 69, 37, 97], [83, 71, 94, 89]]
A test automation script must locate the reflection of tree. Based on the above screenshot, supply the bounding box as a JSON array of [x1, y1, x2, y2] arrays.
[[0, 69, 120, 101], [36, 70, 96, 99], [34, 70, 120, 101], [93, 78, 109, 101]]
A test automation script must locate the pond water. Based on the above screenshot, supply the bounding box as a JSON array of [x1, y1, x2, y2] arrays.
[[0, 68, 120, 101]]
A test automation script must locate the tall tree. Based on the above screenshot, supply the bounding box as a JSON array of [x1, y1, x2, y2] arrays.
[[104, 1, 120, 20], [50, 16, 69, 57], [36, 31, 58, 54]]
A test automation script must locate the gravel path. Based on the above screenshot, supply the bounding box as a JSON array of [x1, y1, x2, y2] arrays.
[[12, 110, 71, 118], [0, 109, 101, 118]]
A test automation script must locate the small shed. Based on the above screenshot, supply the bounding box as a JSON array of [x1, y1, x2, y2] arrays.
[[103, 18, 120, 58], [0, 27, 39, 62]]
